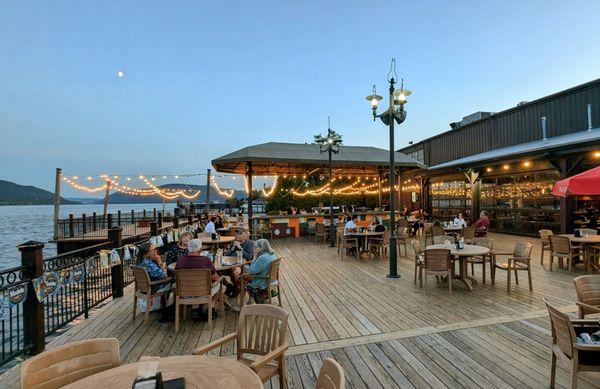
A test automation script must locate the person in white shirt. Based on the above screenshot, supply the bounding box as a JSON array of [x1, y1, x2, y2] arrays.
[[344, 215, 358, 235], [204, 217, 216, 234], [453, 212, 467, 228]]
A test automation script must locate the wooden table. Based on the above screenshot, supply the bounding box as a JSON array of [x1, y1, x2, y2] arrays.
[[198, 236, 235, 252], [443, 226, 463, 233], [346, 231, 384, 258], [560, 234, 600, 272], [217, 227, 231, 235], [168, 256, 249, 272], [63, 355, 262, 389], [426, 243, 490, 291]]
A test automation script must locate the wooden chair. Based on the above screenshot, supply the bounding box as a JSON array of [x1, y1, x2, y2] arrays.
[[467, 237, 494, 284], [549, 235, 580, 272], [20, 338, 120, 389], [573, 275, 600, 318], [131, 266, 172, 324], [491, 242, 533, 293], [316, 223, 327, 244], [421, 249, 453, 293], [462, 225, 476, 243], [396, 227, 409, 257], [307, 220, 317, 240], [431, 225, 445, 242], [369, 230, 390, 259], [174, 269, 223, 331], [193, 305, 289, 388], [315, 358, 346, 389], [251, 223, 273, 240], [544, 298, 600, 388], [241, 257, 282, 306], [539, 229, 553, 265], [410, 239, 424, 285], [339, 231, 359, 260], [432, 235, 446, 244], [423, 222, 434, 242]]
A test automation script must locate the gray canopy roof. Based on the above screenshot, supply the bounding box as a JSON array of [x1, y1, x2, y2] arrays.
[[212, 142, 426, 176]]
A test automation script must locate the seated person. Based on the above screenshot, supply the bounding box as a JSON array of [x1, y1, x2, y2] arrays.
[[245, 239, 278, 304], [224, 229, 255, 298], [474, 211, 490, 236], [214, 215, 224, 229], [344, 215, 358, 235], [136, 242, 172, 322], [453, 212, 467, 228], [204, 217, 217, 234], [165, 231, 193, 265], [373, 218, 386, 232]]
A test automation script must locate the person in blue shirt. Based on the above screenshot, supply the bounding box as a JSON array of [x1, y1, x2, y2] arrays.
[[244, 239, 278, 304], [136, 242, 173, 322]]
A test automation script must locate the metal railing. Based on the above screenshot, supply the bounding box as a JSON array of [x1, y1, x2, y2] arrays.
[[56, 209, 166, 239]]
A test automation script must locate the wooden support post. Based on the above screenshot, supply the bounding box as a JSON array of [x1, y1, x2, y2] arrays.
[[107, 213, 113, 230], [173, 215, 179, 228], [143, 209, 147, 219], [92, 212, 97, 231], [150, 221, 159, 237], [162, 197, 166, 217], [378, 168, 383, 210], [68, 214, 74, 238], [158, 212, 163, 228], [117, 210, 122, 226], [247, 162, 253, 230], [206, 168, 211, 213], [53, 168, 62, 240], [82, 213, 87, 235], [19, 241, 45, 355], [108, 227, 124, 298], [153, 208, 157, 221], [557, 158, 577, 233], [465, 170, 481, 224], [102, 179, 110, 219]]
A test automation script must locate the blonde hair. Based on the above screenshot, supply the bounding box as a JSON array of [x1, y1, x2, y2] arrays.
[[254, 239, 275, 256]]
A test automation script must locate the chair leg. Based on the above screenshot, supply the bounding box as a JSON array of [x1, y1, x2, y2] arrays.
[[540, 246, 545, 265], [482, 260, 486, 285], [132, 295, 137, 321], [470, 263, 474, 276], [279, 355, 286, 389], [507, 260, 511, 294], [414, 263, 418, 285], [207, 300, 213, 329], [514, 267, 519, 285], [144, 296, 151, 324], [570, 359, 578, 389], [527, 264, 533, 291], [175, 302, 180, 332], [277, 285, 282, 307], [448, 271, 452, 294], [550, 352, 557, 389]]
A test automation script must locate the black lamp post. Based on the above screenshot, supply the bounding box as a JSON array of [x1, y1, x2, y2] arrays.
[[366, 59, 411, 278], [315, 122, 343, 247]]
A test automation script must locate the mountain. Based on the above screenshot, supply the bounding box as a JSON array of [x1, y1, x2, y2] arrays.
[[0, 180, 80, 205], [65, 197, 103, 204], [100, 183, 244, 204]]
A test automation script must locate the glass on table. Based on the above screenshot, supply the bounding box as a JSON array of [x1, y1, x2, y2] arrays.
[[137, 356, 159, 379]]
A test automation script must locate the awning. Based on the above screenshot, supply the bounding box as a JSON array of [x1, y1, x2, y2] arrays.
[[212, 142, 426, 175], [552, 165, 600, 197]]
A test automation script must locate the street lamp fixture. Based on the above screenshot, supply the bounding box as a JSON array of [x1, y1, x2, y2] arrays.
[[365, 58, 411, 278], [315, 120, 343, 247]]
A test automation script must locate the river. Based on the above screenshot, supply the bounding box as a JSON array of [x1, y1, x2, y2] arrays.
[[0, 203, 176, 269]]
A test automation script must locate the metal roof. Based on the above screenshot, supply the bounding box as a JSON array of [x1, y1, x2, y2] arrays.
[[212, 142, 426, 175], [430, 128, 600, 170]]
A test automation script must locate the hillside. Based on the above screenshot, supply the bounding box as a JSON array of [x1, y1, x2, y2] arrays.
[[101, 183, 244, 204], [0, 180, 80, 205]]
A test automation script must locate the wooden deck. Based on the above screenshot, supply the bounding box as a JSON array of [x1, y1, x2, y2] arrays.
[[2, 232, 599, 388]]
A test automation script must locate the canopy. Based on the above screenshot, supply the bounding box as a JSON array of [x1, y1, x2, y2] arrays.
[[211, 142, 426, 176], [552, 165, 600, 197]]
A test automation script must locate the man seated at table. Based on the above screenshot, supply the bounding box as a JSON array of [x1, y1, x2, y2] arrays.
[[175, 239, 222, 319], [453, 212, 467, 228], [223, 229, 255, 299], [373, 218, 386, 232], [204, 217, 217, 234], [344, 214, 358, 235]]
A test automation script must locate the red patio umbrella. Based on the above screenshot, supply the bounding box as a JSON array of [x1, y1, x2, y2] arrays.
[[552, 165, 600, 197]]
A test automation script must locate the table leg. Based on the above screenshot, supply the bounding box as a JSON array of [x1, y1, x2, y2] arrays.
[[452, 257, 474, 291]]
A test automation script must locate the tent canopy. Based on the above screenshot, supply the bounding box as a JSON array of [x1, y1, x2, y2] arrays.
[[211, 142, 426, 176], [552, 165, 600, 197]]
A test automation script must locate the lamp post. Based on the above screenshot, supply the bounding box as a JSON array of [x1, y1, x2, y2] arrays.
[[314, 121, 343, 247], [366, 58, 411, 278]]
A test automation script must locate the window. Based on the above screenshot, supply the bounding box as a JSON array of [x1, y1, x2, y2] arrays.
[[430, 180, 471, 220], [407, 149, 424, 164]]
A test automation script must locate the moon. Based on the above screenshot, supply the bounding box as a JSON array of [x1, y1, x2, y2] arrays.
[[117, 70, 124, 78]]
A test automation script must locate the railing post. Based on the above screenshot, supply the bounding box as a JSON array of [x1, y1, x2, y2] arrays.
[[153, 208, 157, 221], [18, 241, 45, 355], [117, 210, 122, 226], [188, 215, 193, 226], [107, 213, 113, 230], [108, 227, 124, 298], [82, 213, 87, 235], [143, 209, 147, 219], [158, 212, 163, 228], [150, 221, 159, 236], [173, 216, 179, 228], [92, 212, 97, 231], [68, 214, 74, 238], [131, 210, 135, 224]]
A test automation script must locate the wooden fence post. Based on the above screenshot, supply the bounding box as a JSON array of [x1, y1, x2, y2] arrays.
[[108, 227, 124, 298], [18, 241, 45, 355]]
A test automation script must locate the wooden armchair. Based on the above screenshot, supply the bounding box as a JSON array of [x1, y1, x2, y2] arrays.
[[241, 257, 282, 306], [491, 242, 533, 293], [21, 338, 120, 389], [539, 229, 553, 265], [549, 235, 580, 272], [462, 225, 476, 243], [315, 358, 346, 389], [431, 225, 445, 243], [174, 269, 223, 331], [316, 223, 327, 244], [193, 305, 289, 388], [369, 230, 390, 259], [396, 227, 409, 257], [339, 232, 359, 260], [421, 249, 453, 293], [410, 239, 424, 285], [307, 220, 317, 240], [573, 275, 600, 319], [544, 298, 600, 388], [131, 266, 172, 324], [423, 222, 434, 243], [467, 237, 494, 284]]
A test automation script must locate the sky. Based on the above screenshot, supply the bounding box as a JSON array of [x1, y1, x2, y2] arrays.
[[1, 0, 599, 196]]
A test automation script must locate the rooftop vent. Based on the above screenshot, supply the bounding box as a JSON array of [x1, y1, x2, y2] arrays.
[[449, 112, 493, 129]]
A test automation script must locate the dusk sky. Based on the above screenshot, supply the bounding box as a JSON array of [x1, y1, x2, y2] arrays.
[[1, 1, 599, 196]]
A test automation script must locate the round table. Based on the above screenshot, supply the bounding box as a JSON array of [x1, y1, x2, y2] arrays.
[[443, 226, 463, 233], [168, 256, 249, 272], [560, 234, 600, 272], [198, 236, 235, 252], [62, 355, 262, 389], [426, 243, 490, 290]]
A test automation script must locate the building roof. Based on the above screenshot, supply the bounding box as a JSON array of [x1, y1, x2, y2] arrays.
[[212, 142, 426, 175], [430, 128, 600, 170]]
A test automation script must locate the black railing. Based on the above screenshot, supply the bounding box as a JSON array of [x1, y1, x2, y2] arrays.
[[56, 209, 166, 239], [0, 217, 199, 367]]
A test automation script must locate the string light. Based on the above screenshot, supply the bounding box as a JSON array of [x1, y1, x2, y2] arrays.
[[211, 175, 235, 198], [261, 176, 279, 197]]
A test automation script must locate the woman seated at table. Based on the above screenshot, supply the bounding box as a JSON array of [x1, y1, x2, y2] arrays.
[[474, 211, 490, 237], [371, 217, 386, 232], [214, 215, 225, 229], [244, 239, 278, 304], [165, 231, 193, 265], [453, 212, 467, 228], [137, 242, 172, 322]]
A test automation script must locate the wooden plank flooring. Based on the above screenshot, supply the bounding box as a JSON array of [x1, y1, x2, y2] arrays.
[[2, 232, 599, 388]]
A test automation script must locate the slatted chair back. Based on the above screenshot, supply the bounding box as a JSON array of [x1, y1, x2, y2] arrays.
[[580, 228, 598, 236], [472, 237, 494, 250], [410, 239, 423, 259], [432, 235, 446, 244], [20, 338, 120, 389], [315, 358, 346, 389], [174, 269, 212, 297], [397, 219, 409, 229], [431, 226, 445, 237], [550, 235, 571, 255], [308, 220, 316, 231], [380, 229, 391, 242], [237, 305, 288, 358], [268, 258, 282, 284], [544, 298, 576, 358], [336, 227, 344, 240], [424, 249, 451, 272], [513, 242, 533, 260], [539, 229, 553, 244], [462, 225, 476, 240], [131, 266, 151, 294], [573, 275, 600, 311], [316, 223, 325, 234]]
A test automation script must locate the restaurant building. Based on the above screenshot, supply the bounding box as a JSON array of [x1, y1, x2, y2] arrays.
[[399, 78, 600, 235]]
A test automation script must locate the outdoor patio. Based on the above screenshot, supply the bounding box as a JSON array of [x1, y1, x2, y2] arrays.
[[2, 232, 599, 388]]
